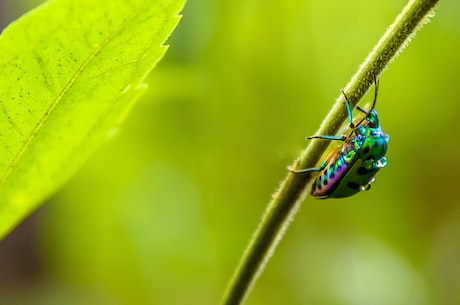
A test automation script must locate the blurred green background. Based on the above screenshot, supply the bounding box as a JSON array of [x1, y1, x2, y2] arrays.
[[1, 0, 459, 304]]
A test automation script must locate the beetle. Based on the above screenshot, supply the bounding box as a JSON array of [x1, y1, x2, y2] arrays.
[[290, 79, 389, 198]]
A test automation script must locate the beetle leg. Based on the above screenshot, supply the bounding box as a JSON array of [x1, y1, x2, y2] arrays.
[[361, 177, 376, 192], [288, 160, 327, 174], [307, 135, 346, 141], [287, 166, 322, 174]]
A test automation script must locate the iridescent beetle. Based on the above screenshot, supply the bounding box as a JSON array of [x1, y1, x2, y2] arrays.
[[290, 79, 389, 198]]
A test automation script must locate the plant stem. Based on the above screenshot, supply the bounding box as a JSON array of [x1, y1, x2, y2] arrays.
[[220, 0, 439, 304]]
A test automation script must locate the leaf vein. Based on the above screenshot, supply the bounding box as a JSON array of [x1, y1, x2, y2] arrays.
[[0, 4, 145, 190]]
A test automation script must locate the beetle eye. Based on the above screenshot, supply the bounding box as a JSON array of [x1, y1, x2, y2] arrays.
[[366, 111, 379, 127]]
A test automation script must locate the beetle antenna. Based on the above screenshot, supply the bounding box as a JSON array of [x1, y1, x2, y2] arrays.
[[341, 89, 355, 129], [357, 105, 368, 114], [371, 76, 379, 110]]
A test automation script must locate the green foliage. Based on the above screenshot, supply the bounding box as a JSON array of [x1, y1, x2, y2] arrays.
[[0, 0, 184, 237]]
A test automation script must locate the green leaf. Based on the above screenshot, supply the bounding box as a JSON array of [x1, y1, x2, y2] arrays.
[[0, 0, 185, 238]]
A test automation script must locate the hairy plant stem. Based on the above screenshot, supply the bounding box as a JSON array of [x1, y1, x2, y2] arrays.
[[220, 0, 440, 304]]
